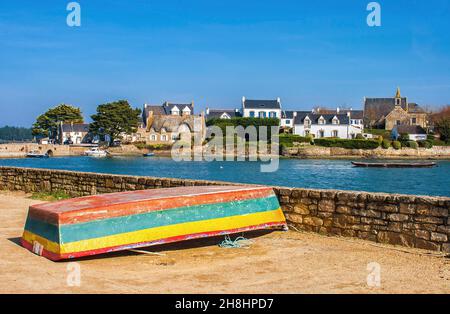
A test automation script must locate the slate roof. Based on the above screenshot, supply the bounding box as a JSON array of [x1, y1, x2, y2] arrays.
[[364, 97, 408, 122], [243, 99, 281, 110], [395, 125, 427, 135], [349, 110, 364, 119], [162, 102, 194, 115], [294, 113, 350, 125], [206, 109, 242, 119], [281, 111, 296, 119], [407, 103, 425, 113], [61, 123, 90, 133]]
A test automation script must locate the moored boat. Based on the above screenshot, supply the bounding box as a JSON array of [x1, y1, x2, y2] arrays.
[[84, 147, 108, 157], [143, 152, 155, 157], [21, 185, 287, 261], [351, 161, 437, 168], [26, 150, 49, 158]]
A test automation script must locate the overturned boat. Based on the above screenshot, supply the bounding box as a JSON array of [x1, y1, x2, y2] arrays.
[[21, 185, 287, 261]]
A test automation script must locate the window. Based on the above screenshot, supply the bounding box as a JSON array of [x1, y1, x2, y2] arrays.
[[161, 135, 168, 141], [411, 117, 417, 124], [269, 111, 277, 118], [259, 112, 266, 118], [332, 118, 339, 125], [332, 130, 338, 138], [150, 134, 157, 141], [319, 118, 326, 125], [285, 119, 291, 125], [396, 98, 401, 106], [304, 118, 311, 128], [396, 120, 401, 126], [318, 130, 325, 138], [249, 111, 255, 118]]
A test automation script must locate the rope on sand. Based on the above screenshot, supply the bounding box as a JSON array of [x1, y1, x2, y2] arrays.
[[219, 235, 253, 249]]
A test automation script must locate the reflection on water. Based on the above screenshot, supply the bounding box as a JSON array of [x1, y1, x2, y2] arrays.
[[0, 156, 449, 197]]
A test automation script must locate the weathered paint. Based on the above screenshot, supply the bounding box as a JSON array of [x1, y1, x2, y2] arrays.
[[21, 186, 287, 261]]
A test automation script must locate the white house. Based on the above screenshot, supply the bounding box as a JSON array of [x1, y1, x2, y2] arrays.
[[58, 122, 90, 144], [293, 111, 363, 139], [241, 97, 282, 119], [281, 111, 296, 128], [392, 125, 427, 141]]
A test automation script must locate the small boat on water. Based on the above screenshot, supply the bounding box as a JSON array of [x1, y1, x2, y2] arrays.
[[26, 150, 49, 158], [21, 185, 287, 261], [143, 152, 155, 157], [351, 161, 437, 168], [84, 147, 108, 157]]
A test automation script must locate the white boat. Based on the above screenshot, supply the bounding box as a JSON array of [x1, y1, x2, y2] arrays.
[[26, 150, 49, 158], [84, 147, 108, 157]]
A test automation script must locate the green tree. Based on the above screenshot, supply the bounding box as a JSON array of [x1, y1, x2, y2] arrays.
[[32, 104, 83, 138], [0, 126, 33, 142], [435, 118, 450, 143], [89, 100, 141, 145]]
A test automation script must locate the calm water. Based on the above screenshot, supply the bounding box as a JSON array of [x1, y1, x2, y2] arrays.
[[0, 157, 449, 197]]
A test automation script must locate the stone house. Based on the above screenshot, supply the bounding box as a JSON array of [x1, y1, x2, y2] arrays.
[[364, 88, 427, 130], [142, 102, 205, 144]]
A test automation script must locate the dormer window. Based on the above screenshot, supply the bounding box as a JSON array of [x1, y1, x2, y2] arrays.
[[182, 106, 191, 116], [171, 106, 180, 116], [332, 116, 339, 125], [318, 117, 326, 125], [304, 117, 311, 128], [396, 98, 401, 106]]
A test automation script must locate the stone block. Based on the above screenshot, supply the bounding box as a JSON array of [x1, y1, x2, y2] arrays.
[[430, 232, 448, 242], [293, 203, 310, 215], [318, 199, 335, 213], [377, 231, 414, 247]]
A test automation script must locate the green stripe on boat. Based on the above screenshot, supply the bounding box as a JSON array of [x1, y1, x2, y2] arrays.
[[26, 196, 280, 244]]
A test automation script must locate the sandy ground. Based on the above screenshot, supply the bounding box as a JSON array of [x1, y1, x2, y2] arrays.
[[0, 190, 449, 294]]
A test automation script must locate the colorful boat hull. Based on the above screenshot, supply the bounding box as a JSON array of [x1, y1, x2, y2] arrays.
[[21, 186, 287, 261]]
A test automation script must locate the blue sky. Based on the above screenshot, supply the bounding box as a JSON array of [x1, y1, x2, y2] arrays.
[[1, 0, 449, 127]]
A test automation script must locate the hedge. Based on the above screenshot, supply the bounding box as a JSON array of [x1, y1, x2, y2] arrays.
[[313, 138, 380, 149], [207, 117, 280, 141], [279, 134, 312, 147], [418, 140, 433, 149]]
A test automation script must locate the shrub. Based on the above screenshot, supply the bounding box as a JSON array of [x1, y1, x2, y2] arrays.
[[313, 138, 380, 149], [406, 141, 418, 149], [355, 133, 364, 140], [381, 139, 391, 149], [398, 133, 410, 143], [418, 140, 433, 149], [392, 141, 401, 150]]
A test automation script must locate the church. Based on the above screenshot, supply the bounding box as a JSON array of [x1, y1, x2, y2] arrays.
[[363, 88, 428, 130]]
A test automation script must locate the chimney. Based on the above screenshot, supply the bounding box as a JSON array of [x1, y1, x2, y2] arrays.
[[242, 96, 246, 106], [336, 107, 340, 114], [293, 112, 297, 117], [206, 107, 210, 115], [235, 108, 239, 113], [144, 103, 148, 108], [277, 97, 281, 104]]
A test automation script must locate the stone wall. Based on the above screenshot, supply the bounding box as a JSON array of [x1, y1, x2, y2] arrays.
[[283, 145, 450, 159], [1, 166, 449, 253]]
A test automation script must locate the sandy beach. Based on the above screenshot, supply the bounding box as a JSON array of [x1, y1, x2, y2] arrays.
[[0, 190, 449, 294]]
